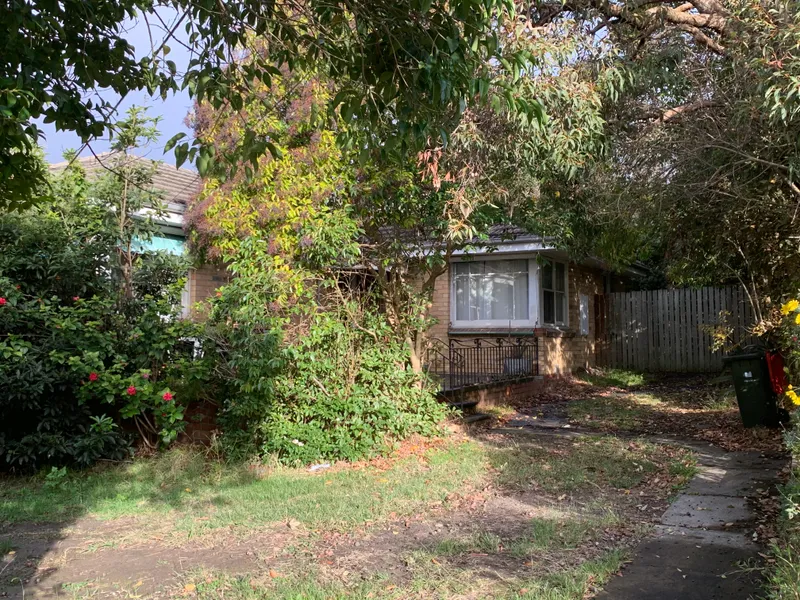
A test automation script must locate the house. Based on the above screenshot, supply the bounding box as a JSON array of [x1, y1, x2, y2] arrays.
[[49, 155, 643, 385], [423, 226, 644, 392], [48, 153, 228, 314]]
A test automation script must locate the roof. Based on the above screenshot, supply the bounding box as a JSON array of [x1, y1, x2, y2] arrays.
[[49, 152, 201, 206], [483, 225, 545, 244]]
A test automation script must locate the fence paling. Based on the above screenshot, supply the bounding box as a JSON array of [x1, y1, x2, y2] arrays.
[[599, 286, 755, 373]]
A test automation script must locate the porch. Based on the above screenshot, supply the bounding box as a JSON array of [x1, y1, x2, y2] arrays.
[[424, 336, 540, 392]]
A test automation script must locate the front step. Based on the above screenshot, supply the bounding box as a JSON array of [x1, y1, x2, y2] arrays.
[[447, 399, 479, 411], [463, 413, 491, 424], [446, 399, 491, 424]]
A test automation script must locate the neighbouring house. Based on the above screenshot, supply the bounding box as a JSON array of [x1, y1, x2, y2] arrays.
[[48, 153, 228, 315], [422, 226, 645, 400]]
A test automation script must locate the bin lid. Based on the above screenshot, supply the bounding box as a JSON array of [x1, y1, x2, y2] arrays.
[[722, 352, 764, 364]]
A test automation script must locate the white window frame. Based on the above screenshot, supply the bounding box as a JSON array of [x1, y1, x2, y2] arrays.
[[449, 256, 540, 329], [540, 259, 569, 327]]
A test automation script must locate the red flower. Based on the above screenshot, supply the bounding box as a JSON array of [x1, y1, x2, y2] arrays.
[[142, 373, 149, 379], [162, 392, 174, 402], [0, 298, 6, 306], [126, 386, 137, 396], [88, 372, 98, 382], [72, 296, 80, 301]]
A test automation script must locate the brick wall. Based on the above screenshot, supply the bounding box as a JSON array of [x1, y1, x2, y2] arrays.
[[441, 376, 548, 410], [428, 270, 450, 344], [188, 264, 230, 318], [538, 263, 603, 375], [426, 260, 605, 376]]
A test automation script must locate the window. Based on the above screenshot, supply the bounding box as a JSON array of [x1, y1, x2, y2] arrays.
[[452, 260, 530, 325], [541, 261, 567, 326], [579, 293, 589, 335]]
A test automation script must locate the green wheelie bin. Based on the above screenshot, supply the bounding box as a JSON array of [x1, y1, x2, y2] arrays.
[[722, 350, 781, 428]]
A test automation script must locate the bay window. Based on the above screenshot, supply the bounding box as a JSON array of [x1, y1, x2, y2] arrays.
[[541, 260, 567, 326], [450, 256, 569, 328], [452, 260, 531, 325]]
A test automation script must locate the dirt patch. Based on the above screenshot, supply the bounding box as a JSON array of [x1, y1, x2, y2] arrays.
[[0, 518, 300, 599], [505, 374, 785, 453]]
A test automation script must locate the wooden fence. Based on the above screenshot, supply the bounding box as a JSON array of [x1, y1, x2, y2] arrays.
[[596, 286, 756, 373]]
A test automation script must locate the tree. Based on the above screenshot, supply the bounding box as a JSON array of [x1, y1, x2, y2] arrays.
[[1, 0, 531, 209], [486, 1, 800, 320], [186, 36, 611, 370]]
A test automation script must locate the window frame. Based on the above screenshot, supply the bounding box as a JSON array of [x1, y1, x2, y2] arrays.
[[540, 259, 569, 328], [449, 256, 539, 329]]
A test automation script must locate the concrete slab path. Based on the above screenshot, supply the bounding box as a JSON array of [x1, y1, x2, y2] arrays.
[[497, 415, 787, 600]]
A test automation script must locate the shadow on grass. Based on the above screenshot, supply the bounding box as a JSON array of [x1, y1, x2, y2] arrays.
[[0, 440, 494, 596], [164, 432, 696, 600]]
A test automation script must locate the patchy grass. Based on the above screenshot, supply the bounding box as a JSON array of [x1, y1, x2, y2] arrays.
[[487, 435, 663, 492], [1, 430, 696, 599], [577, 369, 647, 389], [433, 511, 621, 561], [509, 550, 626, 600], [0, 441, 487, 531], [567, 396, 654, 432], [183, 549, 626, 600], [0, 539, 14, 556], [565, 379, 783, 453]]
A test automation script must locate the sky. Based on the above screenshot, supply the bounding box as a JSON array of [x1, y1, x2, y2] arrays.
[[40, 7, 194, 168]]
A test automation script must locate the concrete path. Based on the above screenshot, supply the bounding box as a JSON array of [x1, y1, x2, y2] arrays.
[[499, 414, 787, 600]]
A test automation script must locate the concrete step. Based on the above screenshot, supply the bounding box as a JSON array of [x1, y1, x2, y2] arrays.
[[463, 413, 491, 424], [447, 400, 479, 411]]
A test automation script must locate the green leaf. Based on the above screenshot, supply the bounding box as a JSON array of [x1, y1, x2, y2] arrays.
[[163, 132, 187, 153]]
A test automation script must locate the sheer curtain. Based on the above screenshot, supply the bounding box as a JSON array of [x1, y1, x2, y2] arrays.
[[454, 260, 529, 322]]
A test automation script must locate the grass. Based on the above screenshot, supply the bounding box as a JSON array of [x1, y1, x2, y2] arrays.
[[567, 396, 659, 432], [183, 549, 626, 600], [432, 511, 621, 560], [510, 550, 626, 600], [577, 369, 647, 389], [0, 431, 693, 600], [488, 435, 661, 492], [0, 442, 488, 532], [0, 434, 681, 532], [0, 539, 13, 556]]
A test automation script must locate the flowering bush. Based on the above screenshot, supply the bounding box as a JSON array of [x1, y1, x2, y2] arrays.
[[779, 298, 800, 410], [0, 151, 206, 470]]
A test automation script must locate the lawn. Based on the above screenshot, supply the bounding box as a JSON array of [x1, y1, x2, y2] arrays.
[[0, 440, 487, 533], [0, 432, 695, 599]]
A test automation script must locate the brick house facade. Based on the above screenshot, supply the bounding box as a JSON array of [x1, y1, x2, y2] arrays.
[[423, 227, 641, 379]]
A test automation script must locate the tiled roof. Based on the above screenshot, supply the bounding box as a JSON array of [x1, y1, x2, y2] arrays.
[[374, 223, 546, 246], [49, 152, 200, 206], [483, 225, 544, 244]]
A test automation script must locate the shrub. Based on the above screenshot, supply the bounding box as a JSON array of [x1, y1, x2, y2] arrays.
[[263, 306, 447, 463], [764, 420, 800, 599], [204, 240, 448, 464], [0, 146, 205, 470]]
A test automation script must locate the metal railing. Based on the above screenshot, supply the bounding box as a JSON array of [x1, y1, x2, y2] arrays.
[[424, 336, 539, 391]]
